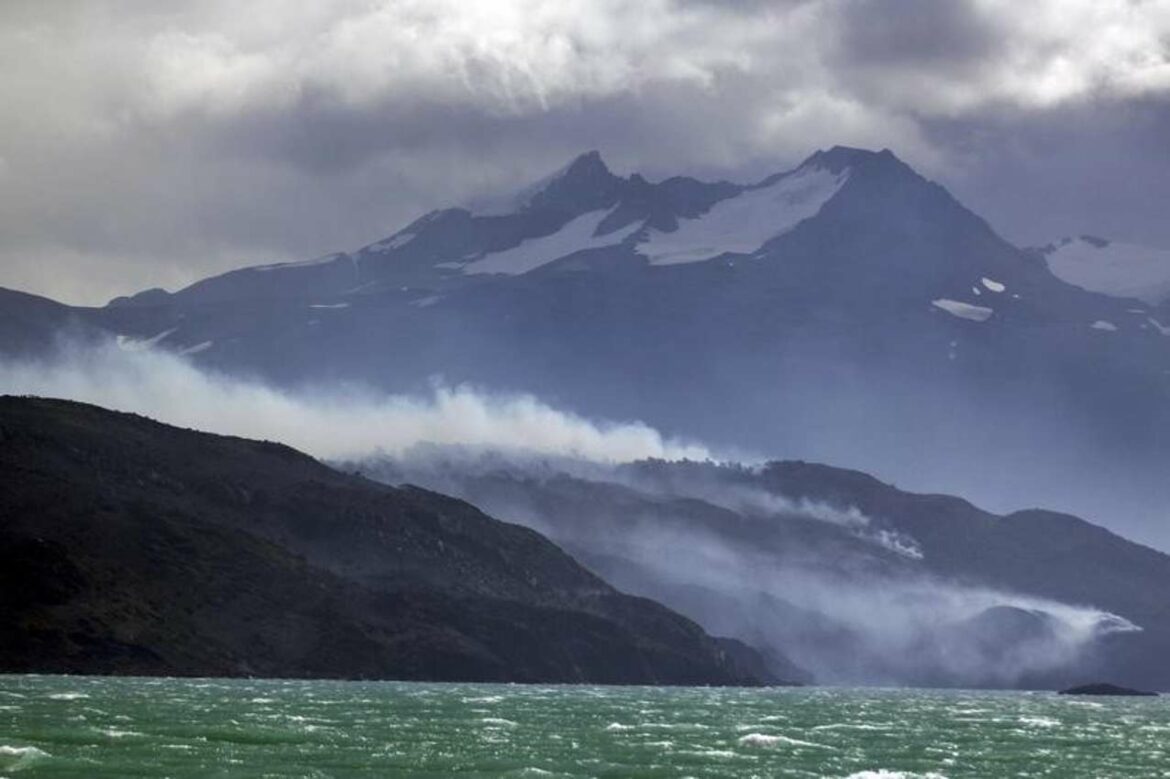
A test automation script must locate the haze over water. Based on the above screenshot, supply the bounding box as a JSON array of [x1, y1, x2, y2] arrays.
[[1, 677, 1167, 777]]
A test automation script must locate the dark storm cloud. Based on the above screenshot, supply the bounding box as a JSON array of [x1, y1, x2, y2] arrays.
[[0, 0, 1168, 303], [922, 98, 1170, 247], [836, 0, 1001, 70]]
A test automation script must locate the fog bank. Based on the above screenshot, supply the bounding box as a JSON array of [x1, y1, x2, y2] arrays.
[[0, 339, 710, 463]]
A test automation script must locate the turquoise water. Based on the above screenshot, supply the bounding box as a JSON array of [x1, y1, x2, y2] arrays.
[[1, 677, 1167, 777]]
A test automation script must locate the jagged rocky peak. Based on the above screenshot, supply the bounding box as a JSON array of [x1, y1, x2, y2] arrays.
[[460, 150, 622, 219], [469, 146, 898, 224], [562, 149, 613, 181], [798, 145, 901, 175], [524, 150, 624, 215]]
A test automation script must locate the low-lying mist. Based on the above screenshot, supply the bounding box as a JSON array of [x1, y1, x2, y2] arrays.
[[358, 446, 1141, 688], [0, 339, 710, 462]]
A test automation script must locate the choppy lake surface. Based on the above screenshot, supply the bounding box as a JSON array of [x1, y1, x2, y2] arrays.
[[1, 676, 1168, 777]]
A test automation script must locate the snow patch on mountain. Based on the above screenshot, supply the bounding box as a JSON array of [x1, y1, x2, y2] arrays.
[[1044, 237, 1170, 304], [636, 165, 849, 266], [462, 208, 640, 275], [932, 299, 993, 322]]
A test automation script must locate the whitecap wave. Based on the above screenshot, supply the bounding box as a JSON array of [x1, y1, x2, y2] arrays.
[[738, 733, 834, 749], [842, 767, 950, 771], [0, 745, 51, 772]]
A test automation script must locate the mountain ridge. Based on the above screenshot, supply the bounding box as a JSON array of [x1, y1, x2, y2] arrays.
[[363, 451, 1170, 690], [101, 145, 899, 305], [3, 144, 1170, 550]]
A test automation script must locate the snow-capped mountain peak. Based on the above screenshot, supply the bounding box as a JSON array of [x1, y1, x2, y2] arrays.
[[375, 149, 862, 277], [145, 145, 1024, 309]]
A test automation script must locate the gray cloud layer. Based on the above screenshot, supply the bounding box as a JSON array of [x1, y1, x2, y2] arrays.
[[1, 0, 1168, 303]]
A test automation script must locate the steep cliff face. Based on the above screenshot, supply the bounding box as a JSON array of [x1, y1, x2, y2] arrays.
[[0, 396, 769, 685]]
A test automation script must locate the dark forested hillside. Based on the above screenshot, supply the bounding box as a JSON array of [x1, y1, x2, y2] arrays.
[[0, 396, 771, 685]]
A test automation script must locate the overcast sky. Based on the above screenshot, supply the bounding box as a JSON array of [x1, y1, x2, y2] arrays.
[[2, 0, 1168, 305]]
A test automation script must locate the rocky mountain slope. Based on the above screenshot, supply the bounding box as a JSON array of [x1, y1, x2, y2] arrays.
[[0, 396, 771, 685]]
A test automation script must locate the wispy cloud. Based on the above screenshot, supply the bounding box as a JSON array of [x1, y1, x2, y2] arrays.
[[0, 338, 710, 462]]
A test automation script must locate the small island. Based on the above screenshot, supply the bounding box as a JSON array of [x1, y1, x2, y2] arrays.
[[1059, 683, 1158, 697]]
